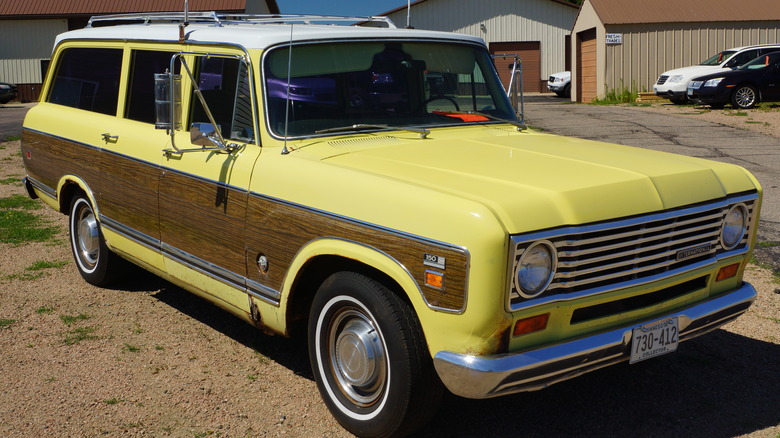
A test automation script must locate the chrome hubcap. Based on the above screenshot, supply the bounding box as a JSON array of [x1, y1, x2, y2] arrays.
[[329, 309, 387, 406], [76, 207, 99, 267]]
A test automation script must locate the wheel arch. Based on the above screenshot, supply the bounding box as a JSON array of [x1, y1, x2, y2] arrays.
[[281, 238, 425, 339], [56, 175, 98, 216]]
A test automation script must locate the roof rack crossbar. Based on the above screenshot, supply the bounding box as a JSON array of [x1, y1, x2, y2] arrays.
[[87, 12, 396, 28]]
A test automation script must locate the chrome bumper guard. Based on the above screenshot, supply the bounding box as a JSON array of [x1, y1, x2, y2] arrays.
[[433, 283, 756, 399]]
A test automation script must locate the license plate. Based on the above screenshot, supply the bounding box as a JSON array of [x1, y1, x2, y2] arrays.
[[687, 88, 694, 96], [630, 317, 678, 364]]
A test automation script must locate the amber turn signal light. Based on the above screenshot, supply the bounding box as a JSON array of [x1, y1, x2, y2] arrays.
[[716, 263, 740, 282], [425, 271, 444, 289], [513, 313, 550, 337]]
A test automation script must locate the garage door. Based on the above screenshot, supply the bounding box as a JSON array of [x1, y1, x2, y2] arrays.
[[577, 29, 597, 103], [490, 42, 541, 93]]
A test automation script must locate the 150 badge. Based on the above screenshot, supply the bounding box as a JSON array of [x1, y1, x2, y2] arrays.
[[424, 253, 446, 270]]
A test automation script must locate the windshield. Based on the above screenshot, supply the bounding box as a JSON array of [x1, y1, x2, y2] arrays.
[[700, 50, 737, 65], [738, 52, 780, 70], [263, 41, 516, 137]]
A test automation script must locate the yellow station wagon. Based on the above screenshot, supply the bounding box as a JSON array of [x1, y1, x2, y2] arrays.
[[22, 12, 762, 437]]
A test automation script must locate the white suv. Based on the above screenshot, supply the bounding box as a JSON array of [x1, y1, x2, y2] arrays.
[[654, 44, 780, 103]]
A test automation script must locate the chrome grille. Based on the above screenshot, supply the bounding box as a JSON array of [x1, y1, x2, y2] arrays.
[[508, 194, 758, 310], [656, 75, 669, 85]]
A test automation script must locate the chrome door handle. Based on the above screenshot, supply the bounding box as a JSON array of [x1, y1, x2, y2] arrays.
[[102, 133, 119, 143]]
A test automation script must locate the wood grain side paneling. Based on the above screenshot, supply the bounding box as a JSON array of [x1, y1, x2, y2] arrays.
[[99, 150, 161, 243], [245, 196, 469, 312], [21, 129, 102, 203], [159, 169, 248, 280]]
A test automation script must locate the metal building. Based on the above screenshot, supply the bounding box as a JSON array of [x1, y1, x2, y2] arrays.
[[0, 0, 279, 102], [381, 0, 579, 93], [571, 0, 780, 102]]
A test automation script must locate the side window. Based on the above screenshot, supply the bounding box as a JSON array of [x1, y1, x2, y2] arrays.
[[727, 49, 759, 68], [48, 48, 122, 115], [190, 57, 254, 142], [126, 50, 179, 124]]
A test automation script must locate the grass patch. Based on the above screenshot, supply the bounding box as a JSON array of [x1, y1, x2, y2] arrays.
[[104, 398, 122, 405], [123, 343, 141, 353], [0, 318, 17, 328], [726, 111, 749, 116], [0, 176, 20, 185], [36, 306, 55, 314], [4, 271, 44, 281], [63, 326, 98, 345], [27, 260, 68, 271], [3, 135, 20, 142], [590, 86, 640, 105], [60, 313, 90, 325], [756, 241, 780, 248], [0, 195, 60, 245]]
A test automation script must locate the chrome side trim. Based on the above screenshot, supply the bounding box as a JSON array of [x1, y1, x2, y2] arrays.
[[434, 283, 756, 399], [247, 279, 282, 304], [101, 216, 161, 252], [161, 243, 282, 306], [23, 176, 56, 200]]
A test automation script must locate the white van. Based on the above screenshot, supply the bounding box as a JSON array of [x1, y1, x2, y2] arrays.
[[653, 44, 780, 103]]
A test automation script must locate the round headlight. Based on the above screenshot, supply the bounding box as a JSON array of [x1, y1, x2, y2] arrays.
[[721, 204, 748, 250], [516, 241, 557, 298]]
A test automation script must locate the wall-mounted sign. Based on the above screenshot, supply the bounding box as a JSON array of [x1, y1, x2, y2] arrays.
[[606, 33, 622, 45]]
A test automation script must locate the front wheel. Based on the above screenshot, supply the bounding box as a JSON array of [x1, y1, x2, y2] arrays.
[[68, 194, 124, 286], [731, 84, 759, 109], [308, 272, 442, 438]]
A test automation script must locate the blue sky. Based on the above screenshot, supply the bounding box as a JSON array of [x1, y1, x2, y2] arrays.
[[276, 0, 409, 17]]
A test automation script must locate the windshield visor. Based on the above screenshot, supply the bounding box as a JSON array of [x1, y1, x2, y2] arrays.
[[263, 41, 516, 137]]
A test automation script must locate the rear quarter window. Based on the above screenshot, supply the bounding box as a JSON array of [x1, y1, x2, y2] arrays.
[[48, 47, 123, 116]]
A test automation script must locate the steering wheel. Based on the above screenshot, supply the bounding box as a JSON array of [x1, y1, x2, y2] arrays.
[[422, 96, 460, 112]]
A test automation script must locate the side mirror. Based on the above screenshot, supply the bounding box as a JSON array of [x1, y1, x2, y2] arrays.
[[154, 72, 181, 130], [190, 122, 222, 147]]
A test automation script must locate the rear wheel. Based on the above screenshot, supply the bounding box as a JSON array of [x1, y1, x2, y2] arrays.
[[731, 84, 758, 109], [308, 272, 442, 438], [68, 194, 124, 286]]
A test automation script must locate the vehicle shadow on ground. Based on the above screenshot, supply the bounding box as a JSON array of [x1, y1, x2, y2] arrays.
[[118, 271, 779, 437], [123, 273, 314, 377]]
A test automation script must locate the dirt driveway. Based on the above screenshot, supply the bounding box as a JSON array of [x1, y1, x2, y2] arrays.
[[1, 102, 779, 437]]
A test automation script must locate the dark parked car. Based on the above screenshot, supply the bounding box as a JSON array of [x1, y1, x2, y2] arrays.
[[687, 51, 780, 109], [0, 82, 17, 104]]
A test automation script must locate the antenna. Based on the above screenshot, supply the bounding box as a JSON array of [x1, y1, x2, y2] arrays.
[[179, 0, 190, 42], [281, 23, 293, 155]]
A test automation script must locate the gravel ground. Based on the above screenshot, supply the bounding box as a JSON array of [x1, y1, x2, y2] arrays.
[[1, 104, 778, 437]]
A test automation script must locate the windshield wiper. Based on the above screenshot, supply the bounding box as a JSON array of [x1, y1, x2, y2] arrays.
[[441, 111, 527, 131], [315, 124, 430, 138]]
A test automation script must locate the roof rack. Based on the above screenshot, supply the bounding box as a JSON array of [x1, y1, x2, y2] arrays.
[[86, 12, 397, 28]]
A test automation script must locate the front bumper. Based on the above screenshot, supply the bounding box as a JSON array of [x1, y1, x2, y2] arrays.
[[433, 283, 755, 399], [547, 83, 566, 92], [653, 89, 687, 98]]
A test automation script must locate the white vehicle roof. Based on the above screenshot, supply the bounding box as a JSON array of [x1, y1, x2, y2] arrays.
[[54, 13, 486, 50]]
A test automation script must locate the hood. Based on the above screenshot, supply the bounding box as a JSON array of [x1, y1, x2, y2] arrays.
[[315, 127, 756, 234], [691, 67, 756, 82], [660, 65, 725, 79]]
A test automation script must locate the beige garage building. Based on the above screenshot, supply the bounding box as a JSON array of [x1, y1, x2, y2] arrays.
[[571, 0, 780, 102]]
